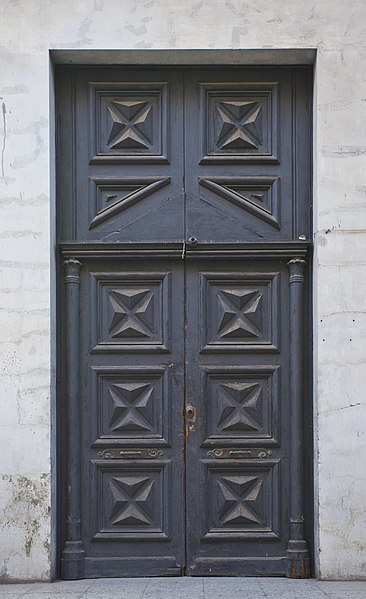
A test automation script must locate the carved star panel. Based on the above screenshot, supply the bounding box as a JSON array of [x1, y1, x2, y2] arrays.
[[216, 101, 262, 150], [205, 465, 278, 536], [93, 86, 167, 160], [108, 287, 154, 339], [202, 86, 277, 161], [107, 100, 153, 150], [108, 381, 154, 433], [201, 273, 279, 350], [203, 369, 279, 442], [92, 368, 168, 441], [95, 466, 166, 537], [109, 475, 154, 526], [217, 475, 263, 525], [93, 273, 169, 351], [217, 381, 262, 432], [217, 288, 263, 339]]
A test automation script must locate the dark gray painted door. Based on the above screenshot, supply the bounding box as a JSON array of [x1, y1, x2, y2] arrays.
[[57, 66, 312, 579]]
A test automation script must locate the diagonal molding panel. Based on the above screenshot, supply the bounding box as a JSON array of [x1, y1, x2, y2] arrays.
[[199, 177, 280, 229], [89, 177, 171, 229]]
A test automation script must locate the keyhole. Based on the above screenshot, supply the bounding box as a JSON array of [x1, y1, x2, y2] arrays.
[[187, 236, 198, 247], [186, 406, 195, 419]]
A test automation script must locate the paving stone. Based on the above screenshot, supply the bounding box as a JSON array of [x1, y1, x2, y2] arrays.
[[144, 580, 202, 597], [83, 588, 147, 598], [257, 590, 326, 598], [24, 581, 95, 593], [202, 577, 262, 598], [142, 595, 205, 599], [22, 594, 86, 599], [316, 581, 366, 599], [0, 584, 33, 594], [81, 592, 146, 599], [257, 579, 327, 598], [141, 577, 204, 599]]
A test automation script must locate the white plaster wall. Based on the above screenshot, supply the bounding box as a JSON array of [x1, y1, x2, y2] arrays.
[[0, 0, 365, 581]]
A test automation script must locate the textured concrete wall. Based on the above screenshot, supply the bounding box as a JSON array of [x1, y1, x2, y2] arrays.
[[0, 0, 365, 581]]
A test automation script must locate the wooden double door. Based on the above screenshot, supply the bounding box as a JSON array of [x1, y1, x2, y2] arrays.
[[57, 66, 312, 578]]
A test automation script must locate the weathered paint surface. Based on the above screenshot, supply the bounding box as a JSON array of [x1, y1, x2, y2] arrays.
[[0, 0, 365, 581]]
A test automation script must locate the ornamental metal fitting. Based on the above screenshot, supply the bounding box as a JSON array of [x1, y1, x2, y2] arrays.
[[207, 448, 272, 459], [97, 448, 164, 460]]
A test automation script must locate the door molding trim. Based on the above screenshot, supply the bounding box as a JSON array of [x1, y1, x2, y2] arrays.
[[51, 49, 316, 66], [60, 241, 310, 260]]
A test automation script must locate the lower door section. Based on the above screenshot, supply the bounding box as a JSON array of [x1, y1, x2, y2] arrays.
[[63, 257, 294, 576], [185, 259, 290, 576]]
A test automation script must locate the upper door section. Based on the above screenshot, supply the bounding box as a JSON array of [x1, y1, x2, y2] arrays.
[[184, 68, 312, 243], [56, 66, 312, 244], [57, 68, 185, 243]]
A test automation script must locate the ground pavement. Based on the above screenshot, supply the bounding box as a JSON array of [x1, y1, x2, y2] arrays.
[[1, 577, 366, 599]]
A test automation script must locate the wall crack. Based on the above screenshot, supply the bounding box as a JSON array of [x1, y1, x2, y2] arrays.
[[1, 100, 6, 178]]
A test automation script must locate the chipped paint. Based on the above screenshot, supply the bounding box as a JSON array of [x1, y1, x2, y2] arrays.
[[0, 474, 51, 581]]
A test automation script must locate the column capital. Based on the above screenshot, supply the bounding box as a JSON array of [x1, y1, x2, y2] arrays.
[[63, 258, 82, 284], [287, 257, 305, 284]]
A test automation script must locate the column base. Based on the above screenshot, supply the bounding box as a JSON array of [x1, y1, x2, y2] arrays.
[[61, 541, 85, 579], [286, 540, 310, 578]]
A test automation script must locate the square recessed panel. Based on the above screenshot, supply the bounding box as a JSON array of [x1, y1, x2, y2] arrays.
[[90, 83, 168, 162], [201, 84, 278, 162], [90, 272, 170, 352], [203, 462, 279, 539], [202, 368, 279, 443], [200, 273, 280, 352], [90, 367, 169, 443], [91, 463, 169, 540]]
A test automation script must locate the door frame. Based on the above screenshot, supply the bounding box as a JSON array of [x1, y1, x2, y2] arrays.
[[54, 54, 314, 578]]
